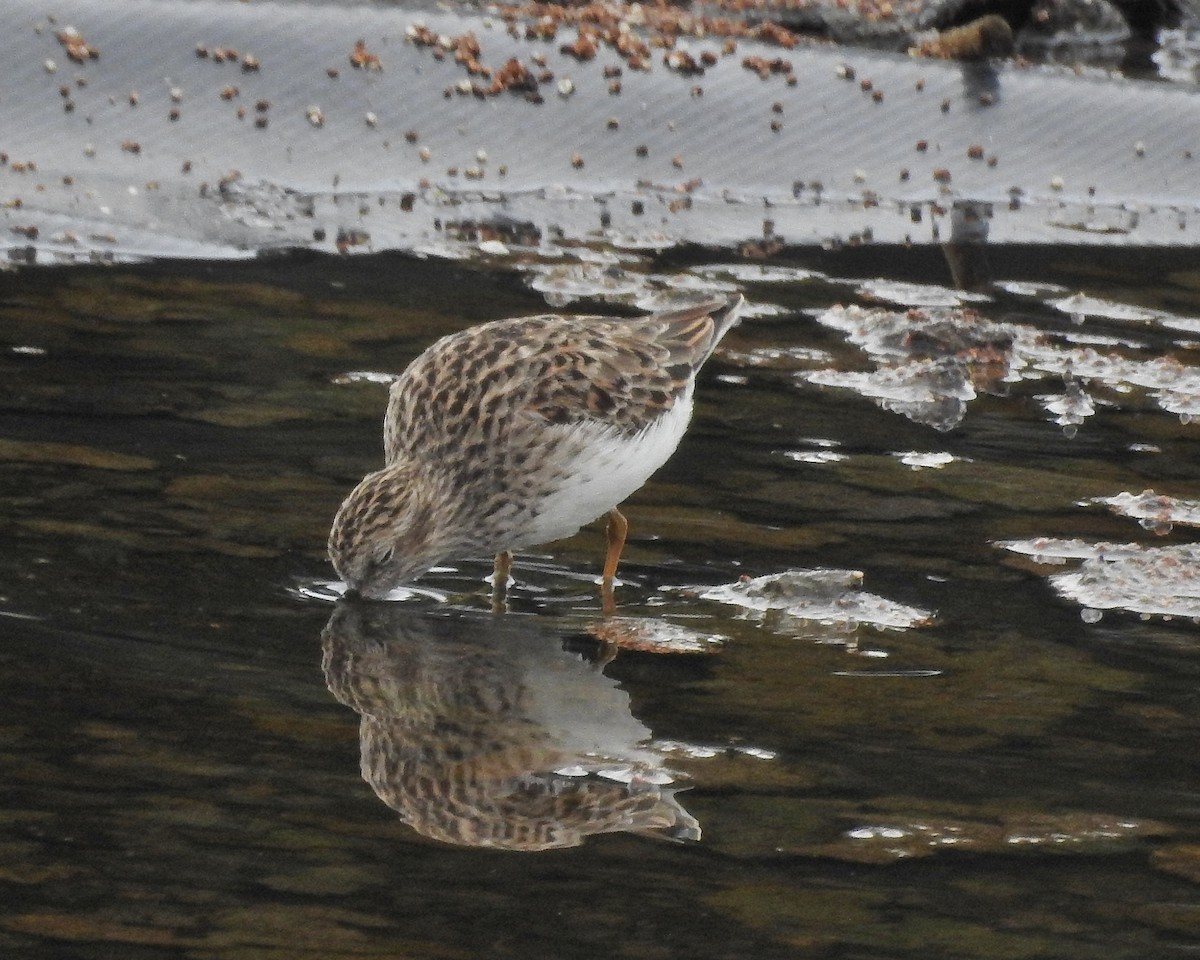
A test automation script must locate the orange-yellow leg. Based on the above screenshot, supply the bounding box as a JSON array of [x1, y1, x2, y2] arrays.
[[491, 550, 513, 614], [602, 508, 628, 613]]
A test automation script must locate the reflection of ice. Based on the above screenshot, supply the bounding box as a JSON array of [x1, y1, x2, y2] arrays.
[[587, 616, 725, 654], [814, 305, 1014, 361], [806, 358, 975, 432], [804, 305, 1015, 430], [722, 345, 834, 370], [1016, 344, 1200, 423], [292, 579, 448, 603], [1038, 380, 1097, 436], [1086, 490, 1200, 530], [654, 740, 778, 761], [832, 812, 1162, 863], [523, 262, 789, 318], [1154, 27, 1200, 84], [687, 569, 933, 631]]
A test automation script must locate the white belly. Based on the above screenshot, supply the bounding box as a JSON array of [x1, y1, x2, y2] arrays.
[[512, 392, 694, 549]]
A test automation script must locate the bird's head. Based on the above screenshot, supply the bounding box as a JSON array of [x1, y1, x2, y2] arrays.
[[328, 461, 446, 599]]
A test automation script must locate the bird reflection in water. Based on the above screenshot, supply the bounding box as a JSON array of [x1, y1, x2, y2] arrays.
[[321, 603, 699, 851]]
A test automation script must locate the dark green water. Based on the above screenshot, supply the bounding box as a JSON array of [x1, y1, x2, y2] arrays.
[[2, 247, 1199, 958]]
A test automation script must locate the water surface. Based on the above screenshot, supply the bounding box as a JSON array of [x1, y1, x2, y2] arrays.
[[2, 246, 1199, 957]]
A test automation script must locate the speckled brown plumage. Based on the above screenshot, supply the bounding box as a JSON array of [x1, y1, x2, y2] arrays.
[[329, 295, 743, 600]]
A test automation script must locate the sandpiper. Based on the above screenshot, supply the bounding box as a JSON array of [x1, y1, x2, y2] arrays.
[[329, 295, 743, 604]]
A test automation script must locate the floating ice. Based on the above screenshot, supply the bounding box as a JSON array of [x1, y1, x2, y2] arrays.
[[805, 305, 1018, 429], [689, 263, 823, 285], [1051, 293, 1164, 324], [893, 451, 958, 470], [1052, 544, 1200, 619], [687, 569, 933, 631], [785, 437, 848, 464], [1086, 490, 1200, 529], [996, 280, 1072, 298], [995, 537, 1145, 563], [855, 279, 990, 308], [785, 449, 849, 464], [332, 370, 399, 385], [527, 262, 646, 306]]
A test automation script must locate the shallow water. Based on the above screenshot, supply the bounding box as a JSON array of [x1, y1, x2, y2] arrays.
[[2, 245, 1200, 957]]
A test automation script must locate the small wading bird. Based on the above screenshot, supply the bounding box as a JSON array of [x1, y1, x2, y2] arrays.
[[329, 295, 744, 607]]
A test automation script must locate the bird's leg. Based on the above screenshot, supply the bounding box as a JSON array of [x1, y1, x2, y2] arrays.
[[601, 508, 628, 613], [491, 550, 513, 614]]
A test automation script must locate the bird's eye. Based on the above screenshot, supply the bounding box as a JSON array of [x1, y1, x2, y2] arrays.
[[377, 546, 395, 565]]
